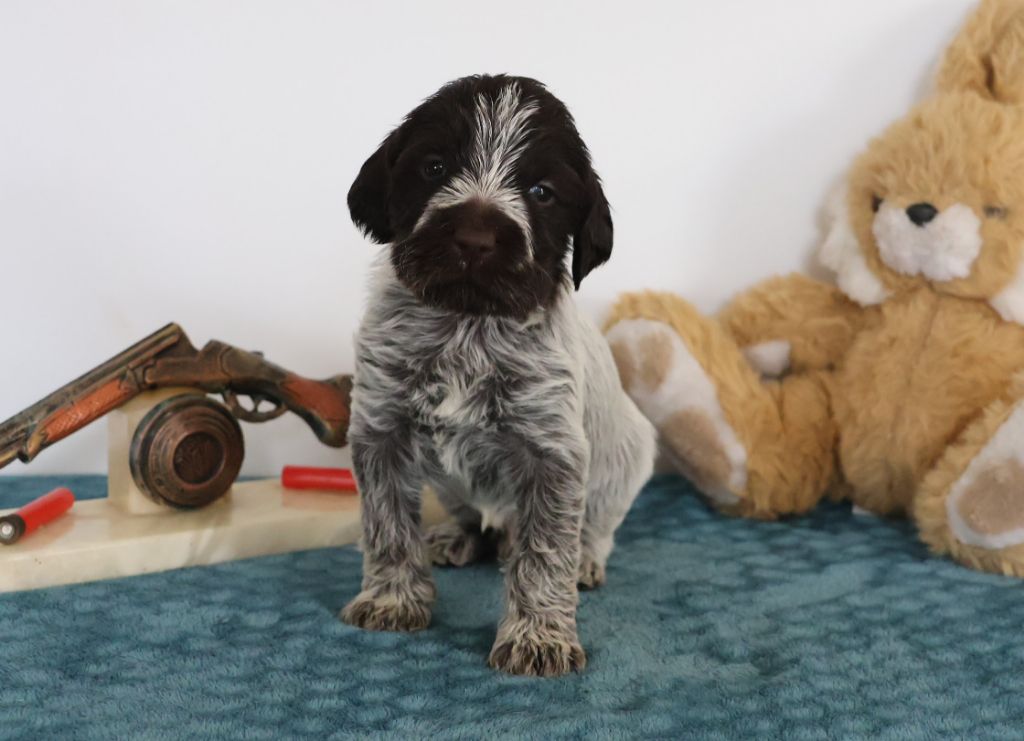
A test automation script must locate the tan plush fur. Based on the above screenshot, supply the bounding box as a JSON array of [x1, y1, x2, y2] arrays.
[[606, 0, 1024, 576]]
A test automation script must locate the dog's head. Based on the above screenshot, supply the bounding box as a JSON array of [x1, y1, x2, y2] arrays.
[[348, 74, 612, 318]]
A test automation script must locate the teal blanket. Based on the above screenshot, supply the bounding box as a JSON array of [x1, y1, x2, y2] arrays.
[[1, 475, 1021, 739]]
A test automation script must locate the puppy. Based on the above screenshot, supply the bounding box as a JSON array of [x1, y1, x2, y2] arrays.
[[340, 74, 656, 677]]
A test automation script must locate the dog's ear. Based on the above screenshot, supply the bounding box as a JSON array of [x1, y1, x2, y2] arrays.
[[347, 130, 400, 244], [571, 172, 613, 289]]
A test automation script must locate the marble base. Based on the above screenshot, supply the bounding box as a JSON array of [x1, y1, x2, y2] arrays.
[[0, 479, 447, 593]]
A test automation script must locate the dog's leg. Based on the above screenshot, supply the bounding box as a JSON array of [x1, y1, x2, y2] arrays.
[[340, 426, 436, 632], [578, 401, 656, 590], [487, 438, 589, 677]]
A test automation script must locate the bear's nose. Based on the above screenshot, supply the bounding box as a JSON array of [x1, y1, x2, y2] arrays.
[[906, 203, 939, 227], [454, 226, 497, 254]]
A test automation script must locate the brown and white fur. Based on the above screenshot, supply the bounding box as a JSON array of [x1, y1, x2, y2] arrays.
[[339, 75, 656, 676]]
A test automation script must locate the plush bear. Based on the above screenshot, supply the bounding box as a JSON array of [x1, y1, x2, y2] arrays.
[[605, 0, 1024, 577]]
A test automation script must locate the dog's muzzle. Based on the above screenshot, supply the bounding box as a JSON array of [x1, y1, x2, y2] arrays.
[[417, 199, 528, 273]]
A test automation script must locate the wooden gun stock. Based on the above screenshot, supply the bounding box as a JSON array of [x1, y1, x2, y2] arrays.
[[0, 324, 352, 471]]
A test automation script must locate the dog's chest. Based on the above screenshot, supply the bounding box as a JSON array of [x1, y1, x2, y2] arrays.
[[410, 359, 507, 432], [360, 282, 577, 516], [407, 326, 529, 439], [401, 319, 544, 498]]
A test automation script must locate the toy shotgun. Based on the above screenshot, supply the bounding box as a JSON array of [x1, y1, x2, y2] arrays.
[[0, 323, 353, 472]]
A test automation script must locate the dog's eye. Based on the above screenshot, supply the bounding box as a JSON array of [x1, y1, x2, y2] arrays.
[[528, 183, 555, 205], [421, 156, 447, 181], [985, 205, 1009, 219], [872, 195, 883, 213]]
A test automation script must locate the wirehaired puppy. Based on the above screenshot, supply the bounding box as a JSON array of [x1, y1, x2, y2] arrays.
[[340, 74, 656, 676]]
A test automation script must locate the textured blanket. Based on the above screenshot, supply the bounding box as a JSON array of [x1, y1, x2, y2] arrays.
[[1, 475, 1021, 739]]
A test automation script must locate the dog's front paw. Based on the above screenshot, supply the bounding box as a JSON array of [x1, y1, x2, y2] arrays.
[[576, 554, 606, 590], [340, 590, 432, 632], [488, 622, 586, 677], [426, 521, 485, 567]]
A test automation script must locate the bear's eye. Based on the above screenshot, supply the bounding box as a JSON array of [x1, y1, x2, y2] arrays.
[[871, 195, 883, 213], [984, 205, 1009, 220]]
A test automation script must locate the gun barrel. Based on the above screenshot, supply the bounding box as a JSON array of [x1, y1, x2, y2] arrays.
[[0, 323, 189, 469]]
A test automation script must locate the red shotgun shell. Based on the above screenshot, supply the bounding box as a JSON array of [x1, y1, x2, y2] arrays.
[[281, 466, 358, 493], [0, 487, 75, 545]]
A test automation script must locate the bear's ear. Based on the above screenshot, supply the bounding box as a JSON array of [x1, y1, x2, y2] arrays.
[[818, 183, 890, 306], [937, 0, 1024, 104]]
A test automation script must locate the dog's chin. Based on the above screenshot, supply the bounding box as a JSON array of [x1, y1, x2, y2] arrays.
[[393, 253, 550, 318], [417, 281, 538, 318], [391, 242, 557, 319]]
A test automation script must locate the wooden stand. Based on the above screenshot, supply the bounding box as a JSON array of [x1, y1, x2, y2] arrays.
[[0, 391, 446, 593]]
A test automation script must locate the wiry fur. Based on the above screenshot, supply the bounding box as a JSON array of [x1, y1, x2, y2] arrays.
[[416, 84, 539, 254], [340, 75, 656, 676], [604, 0, 1024, 578]]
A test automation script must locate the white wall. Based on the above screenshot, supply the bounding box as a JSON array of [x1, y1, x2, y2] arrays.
[[0, 0, 975, 476]]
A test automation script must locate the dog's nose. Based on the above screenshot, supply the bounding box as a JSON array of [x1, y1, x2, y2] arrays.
[[906, 203, 938, 226], [454, 226, 497, 255]]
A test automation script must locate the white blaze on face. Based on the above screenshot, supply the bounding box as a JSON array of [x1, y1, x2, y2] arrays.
[[873, 203, 983, 282], [415, 82, 537, 256]]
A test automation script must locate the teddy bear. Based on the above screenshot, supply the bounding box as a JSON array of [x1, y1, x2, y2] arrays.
[[604, 0, 1024, 577]]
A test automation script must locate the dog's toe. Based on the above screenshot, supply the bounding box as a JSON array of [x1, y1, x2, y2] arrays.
[[426, 522, 485, 567], [488, 623, 586, 677], [340, 591, 432, 632], [577, 556, 607, 590]]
